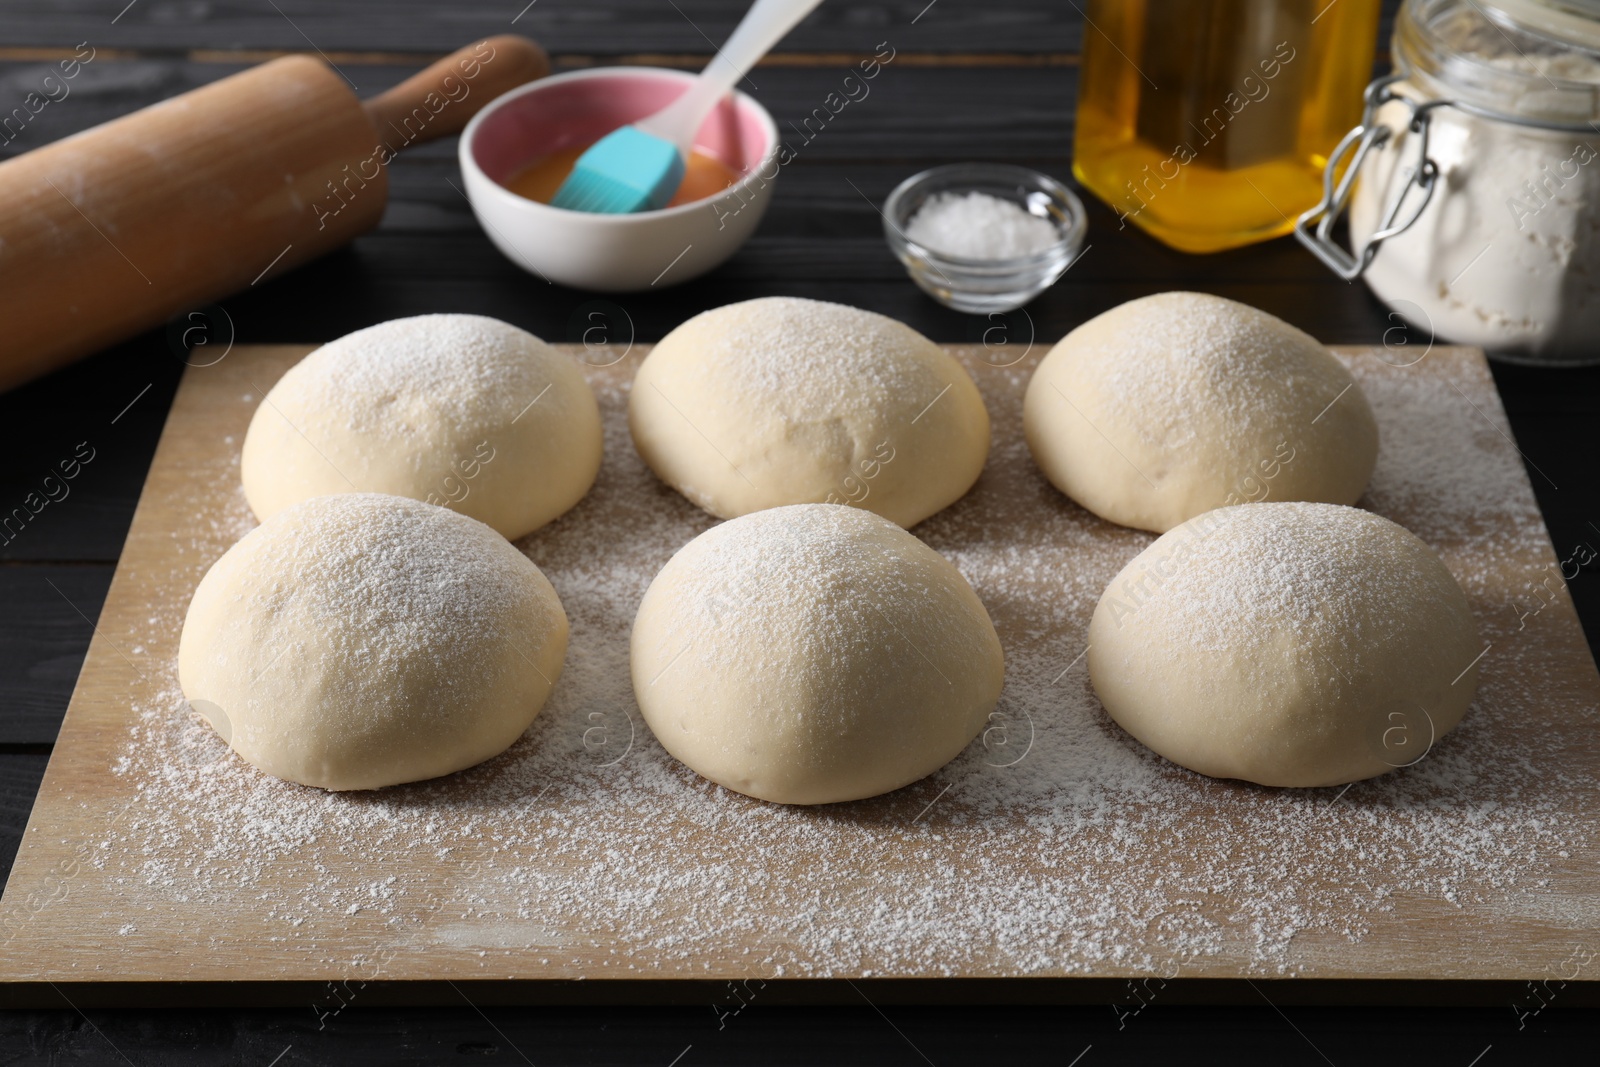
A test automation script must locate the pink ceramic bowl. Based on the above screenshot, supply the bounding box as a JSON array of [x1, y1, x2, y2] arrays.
[[460, 67, 779, 292]]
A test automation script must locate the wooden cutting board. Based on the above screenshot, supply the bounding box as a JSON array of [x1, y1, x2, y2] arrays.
[[2, 342, 1597, 1006]]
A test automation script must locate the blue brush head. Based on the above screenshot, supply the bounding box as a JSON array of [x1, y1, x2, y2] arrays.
[[551, 126, 687, 214]]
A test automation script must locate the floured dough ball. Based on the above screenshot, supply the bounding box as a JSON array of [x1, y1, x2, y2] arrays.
[[178, 493, 568, 790], [242, 314, 602, 540], [1088, 502, 1480, 788], [1023, 292, 1378, 533], [631, 504, 1004, 804], [629, 297, 989, 527]]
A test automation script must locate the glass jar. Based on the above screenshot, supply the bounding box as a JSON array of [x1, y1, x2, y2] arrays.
[[1296, 0, 1600, 364], [1072, 0, 1380, 253]]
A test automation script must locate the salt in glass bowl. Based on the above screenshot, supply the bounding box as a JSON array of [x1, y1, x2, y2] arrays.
[[883, 163, 1087, 314]]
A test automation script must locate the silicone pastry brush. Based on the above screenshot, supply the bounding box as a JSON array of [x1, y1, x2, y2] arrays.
[[551, 0, 824, 213]]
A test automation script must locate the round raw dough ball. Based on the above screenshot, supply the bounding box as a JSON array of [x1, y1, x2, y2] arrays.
[[629, 297, 989, 527], [1088, 502, 1480, 788], [1023, 292, 1378, 533], [631, 504, 1004, 804], [178, 493, 568, 790], [242, 314, 602, 541]]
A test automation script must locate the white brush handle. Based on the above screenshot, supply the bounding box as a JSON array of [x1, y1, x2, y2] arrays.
[[635, 0, 826, 154]]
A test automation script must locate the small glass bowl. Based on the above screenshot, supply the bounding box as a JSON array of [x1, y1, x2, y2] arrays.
[[883, 163, 1087, 314]]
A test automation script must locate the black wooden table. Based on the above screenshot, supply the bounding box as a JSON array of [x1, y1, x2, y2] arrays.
[[2, 1, 1596, 1062]]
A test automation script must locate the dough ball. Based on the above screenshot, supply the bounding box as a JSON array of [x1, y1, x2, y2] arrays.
[[1023, 292, 1378, 533], [631, 504, 1004, 804], [629, 297, 989, 527], [178, 493, 568, 790], [1088, 502, 1480, 788], [242, 314, 602, 540]]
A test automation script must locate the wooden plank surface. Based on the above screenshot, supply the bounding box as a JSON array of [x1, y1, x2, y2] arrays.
[[0, 755, 50, 892], [1, 0, 1596, 1050], [0, 60, 1079, 162], [0, 569, 113, 745], [5, 1000, 1588, 1063], [0, 55, 1395, 348], [3, 341, 1596, 997], [0, 1, 1079, 54], [0, 0, 1406, 61], [0, 336, 182, 563]]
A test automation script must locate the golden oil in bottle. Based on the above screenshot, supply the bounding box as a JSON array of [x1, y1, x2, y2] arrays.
[[1072, 0, 1379, 253]]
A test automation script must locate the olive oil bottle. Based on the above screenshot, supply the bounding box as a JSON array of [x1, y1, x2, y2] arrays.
[[1072, 0, 1379, 252]]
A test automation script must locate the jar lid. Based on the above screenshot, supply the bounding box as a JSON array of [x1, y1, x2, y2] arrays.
[[1397, 0, 1600, 125]]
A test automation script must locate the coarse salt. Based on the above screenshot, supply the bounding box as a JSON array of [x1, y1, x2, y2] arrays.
[[905, 191, 1060, 260]]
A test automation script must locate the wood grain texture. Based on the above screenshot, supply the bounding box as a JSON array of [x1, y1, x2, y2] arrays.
[[0, 0, 1591, 1049], [0, 338, 182, 563], [0, 568, 113, 746], [1, 59, 1078, 163], [0, 1002, 1594, 1059], [0, 37, 555, 392], [0, 55, 1395, 355], [2, 341, 1596, 996], [0, 1, 1077, 55], [0, 754, 50, 888], [4, 1001, 1593, 1061], [0, 53, 387, 390], [0, 0, 1405, 61]]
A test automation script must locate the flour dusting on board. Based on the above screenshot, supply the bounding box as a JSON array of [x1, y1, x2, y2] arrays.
[[79, 347, 1598, 980]]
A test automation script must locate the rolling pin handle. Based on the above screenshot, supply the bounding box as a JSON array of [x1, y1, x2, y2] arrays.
[[361, 35, 549, 146]]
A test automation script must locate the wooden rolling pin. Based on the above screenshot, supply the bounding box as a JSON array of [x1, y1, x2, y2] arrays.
[[0, 36, 548, 393]]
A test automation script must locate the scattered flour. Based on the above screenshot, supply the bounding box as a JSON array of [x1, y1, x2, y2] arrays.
[[37, 345, 1597, 981]]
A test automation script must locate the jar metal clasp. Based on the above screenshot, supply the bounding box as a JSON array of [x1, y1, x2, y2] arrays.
[[1294, 73, 1441, 281]]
